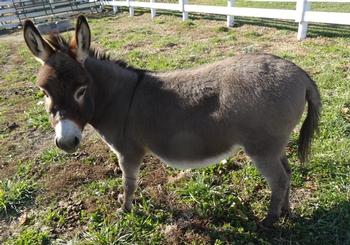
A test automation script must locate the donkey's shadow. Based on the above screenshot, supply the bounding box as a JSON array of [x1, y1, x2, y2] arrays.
[[144, 199, 350, 244], [273, 201, 350, 244]]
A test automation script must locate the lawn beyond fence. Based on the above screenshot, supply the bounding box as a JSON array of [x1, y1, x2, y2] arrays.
[[103, 0, 350, 39]]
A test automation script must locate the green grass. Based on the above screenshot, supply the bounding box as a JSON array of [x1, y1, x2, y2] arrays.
[[83, 208, 164, 244], [5, 228, 50, 245], [43, 206, 69, 228], [0, 46, 38, 84], [39, 147, 68, 164], [24, 104, 51, 131], [1, 6, 350, 245], [0, 177, 37, 215]]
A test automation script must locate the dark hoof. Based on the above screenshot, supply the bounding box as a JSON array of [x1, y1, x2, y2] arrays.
[[282, 210, 297, 220], [280, 207, 291, 218], [116, 206, 131, 214], [258, 221, 273, 230], [116, 207, 125, 214], [258, 216, 277, 230]]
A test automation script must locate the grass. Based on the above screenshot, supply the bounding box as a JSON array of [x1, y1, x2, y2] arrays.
[[1, 4, 350, 244], [5, 228, 50, 245], [39, 147, 68, 164], [83, 208, 164, 244], [0, 177, 37, 215], [24, 104, 51, 131]]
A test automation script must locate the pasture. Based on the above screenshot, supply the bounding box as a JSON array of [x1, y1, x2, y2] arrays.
[[1, 8, 350, 244]]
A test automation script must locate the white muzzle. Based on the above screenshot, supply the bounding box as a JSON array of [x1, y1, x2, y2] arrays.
[[54, 119, 82, 153]]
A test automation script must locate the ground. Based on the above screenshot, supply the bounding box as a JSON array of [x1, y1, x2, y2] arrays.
[[1, 5, 350, 245]]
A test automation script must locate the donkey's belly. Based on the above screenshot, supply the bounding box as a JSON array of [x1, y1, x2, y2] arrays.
[[155, 144, 242, 169]]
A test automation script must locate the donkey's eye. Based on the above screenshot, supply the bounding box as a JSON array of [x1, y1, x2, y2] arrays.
[[77, 87, 86, 97], [74, 86, 87, 102]]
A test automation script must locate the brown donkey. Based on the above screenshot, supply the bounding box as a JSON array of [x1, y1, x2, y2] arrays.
[[23, 15, 321, 227]]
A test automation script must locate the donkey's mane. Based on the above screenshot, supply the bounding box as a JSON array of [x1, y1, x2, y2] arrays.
[[46, 33, 147, 74]]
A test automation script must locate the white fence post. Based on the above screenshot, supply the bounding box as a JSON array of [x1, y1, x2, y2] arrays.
[[128, 0, 134, 16], [180, 0, 188, 21], [296, 0, 310, 40], [99, 0, 105, 11], [227, 0, 234, 27], [151, 0, 156, 19], [113, 0, 118, 14]]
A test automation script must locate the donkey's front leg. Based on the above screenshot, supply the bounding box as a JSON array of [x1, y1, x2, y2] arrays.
[[117, 153, 143, 212]]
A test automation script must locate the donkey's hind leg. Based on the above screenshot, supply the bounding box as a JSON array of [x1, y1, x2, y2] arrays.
[[280, 155, 291, 217], [251, 155, 290, 227]]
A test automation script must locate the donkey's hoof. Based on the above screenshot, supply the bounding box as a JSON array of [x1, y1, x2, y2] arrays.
[[280, 207, 291, 218], [258, 217, 277, 230], [116, 206, 131, 214], [258, 221, 273, 230], [281, 209, 297, 220], [116, 207, 126, 214]]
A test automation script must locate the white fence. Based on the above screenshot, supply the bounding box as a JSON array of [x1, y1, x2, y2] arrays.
[[103, 0, 350, 40], [0, 1, 19, 29], [0, 0, 100, 31], [2, 0, 349, 39]]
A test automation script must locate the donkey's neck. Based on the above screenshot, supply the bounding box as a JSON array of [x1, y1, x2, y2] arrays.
[[84, 57, 140, 140]]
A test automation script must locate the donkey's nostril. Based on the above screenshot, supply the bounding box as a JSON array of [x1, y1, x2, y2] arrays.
[[55, 138, 60, 148], [55, 136, 79, 153]]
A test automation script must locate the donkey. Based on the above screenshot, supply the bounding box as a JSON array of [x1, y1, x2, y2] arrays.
[[23, 15, 321, 227]]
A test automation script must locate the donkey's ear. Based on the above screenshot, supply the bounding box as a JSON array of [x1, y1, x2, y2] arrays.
[[23, 20, 54, 64], [75, 15, 91, 62]]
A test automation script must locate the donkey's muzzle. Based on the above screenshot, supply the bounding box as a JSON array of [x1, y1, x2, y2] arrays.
[[55, 136, 80, 153], [54, 119, 82, 153]]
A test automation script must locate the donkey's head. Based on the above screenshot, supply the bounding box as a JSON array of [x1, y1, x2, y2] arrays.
[[23, 16, 94, 153]]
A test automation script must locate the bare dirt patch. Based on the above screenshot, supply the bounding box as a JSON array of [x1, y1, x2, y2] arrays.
[[43, 162, 115, 196], [48, 198, 86, 236], [0, 32, 22, 43]]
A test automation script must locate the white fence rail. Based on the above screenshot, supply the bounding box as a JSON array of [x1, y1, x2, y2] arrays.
[[0, 0, 101, 31], [103, 0, 350, 40], [0, 1, 20, 29]]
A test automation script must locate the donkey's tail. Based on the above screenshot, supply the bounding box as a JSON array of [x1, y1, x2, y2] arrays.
[[298, 77, 321, 163]]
